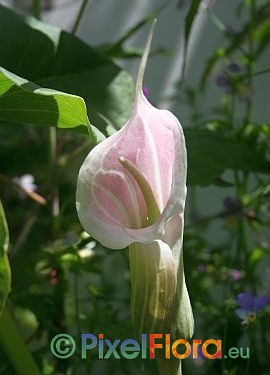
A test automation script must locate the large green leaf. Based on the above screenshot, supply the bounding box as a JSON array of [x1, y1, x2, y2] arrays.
[[0, 66, 92, 131], [0, 200, 11, 318], [0, 4, 133, 134], [185, 128, 270, 186]]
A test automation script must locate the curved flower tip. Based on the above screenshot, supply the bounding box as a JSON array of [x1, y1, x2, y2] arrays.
[[76, 20, 194, 357]]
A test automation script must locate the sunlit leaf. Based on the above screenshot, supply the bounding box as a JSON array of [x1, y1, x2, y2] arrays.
[[0, 67, 93, 133], [0, 4, 133, 134]]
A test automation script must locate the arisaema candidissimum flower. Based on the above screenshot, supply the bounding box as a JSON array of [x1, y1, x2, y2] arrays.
[[76, 20, 194, 374]]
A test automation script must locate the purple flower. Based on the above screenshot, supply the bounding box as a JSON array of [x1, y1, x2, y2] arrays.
[[227, 62, 241, 73], [216, 74, 229, 88], [231, 269, 241, 281], [235, 293, 269, 324], [198, 264, 205, 273]]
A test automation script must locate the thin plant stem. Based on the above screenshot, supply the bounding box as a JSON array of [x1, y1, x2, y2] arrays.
[[236, 0, 256, 287], [245, 328, 254, 375], [49, 126, 59, 237], [32, 0, 41, 19], [221, 307, 229, 375], [156, 355, 182, 375], [244, 0, 256, 125], [74, 256, 82, 337], [235, 68, 270, 84], [11, 214, 37, 259], [71, 0, 90, 35]]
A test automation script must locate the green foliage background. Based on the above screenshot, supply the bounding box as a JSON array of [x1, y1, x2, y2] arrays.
[[0, 1, 270, 374]]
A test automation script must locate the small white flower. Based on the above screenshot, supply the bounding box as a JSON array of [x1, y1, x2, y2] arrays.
[[78, 241, 96, 259], [14, 174, 37, 197]]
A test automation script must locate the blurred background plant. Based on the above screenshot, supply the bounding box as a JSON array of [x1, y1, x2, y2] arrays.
[[0, 0, 269, 374]]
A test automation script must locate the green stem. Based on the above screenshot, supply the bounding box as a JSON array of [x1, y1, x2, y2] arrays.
[[236, 0, 256, 286], [221, 307, 228, 375], [245, 0, 256, 125], [32, 0, 41, 19], [74, 256, 82, 337], [0, 309, 41, 375], [235, 68, 270, 84], [71, 0, 90, 34], [234, 171, 247, 264], [156, 354, 182, 375], [244, 328, 254, 375], [49, 127, 59, 237]]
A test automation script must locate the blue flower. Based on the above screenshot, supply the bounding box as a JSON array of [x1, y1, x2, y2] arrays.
[[235, 293, 269, 325]]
